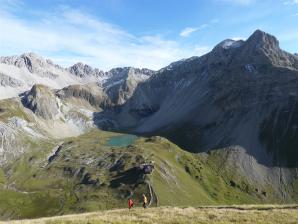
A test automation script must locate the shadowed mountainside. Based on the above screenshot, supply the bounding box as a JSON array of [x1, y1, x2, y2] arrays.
[[93, 30, 298, 168]]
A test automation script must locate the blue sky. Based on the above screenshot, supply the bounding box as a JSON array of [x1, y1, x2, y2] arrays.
[[0, 0, 298, 70]]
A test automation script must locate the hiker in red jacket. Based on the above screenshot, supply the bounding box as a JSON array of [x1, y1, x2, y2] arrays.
[[128, 198, 134, 210]]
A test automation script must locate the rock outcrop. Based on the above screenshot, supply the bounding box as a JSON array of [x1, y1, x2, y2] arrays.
[[0, 72, 23, 87], [57, 83, 109, 108], [22, 84, 60, 119]]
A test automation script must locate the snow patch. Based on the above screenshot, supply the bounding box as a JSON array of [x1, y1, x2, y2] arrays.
[[220, 40, 243, 49]]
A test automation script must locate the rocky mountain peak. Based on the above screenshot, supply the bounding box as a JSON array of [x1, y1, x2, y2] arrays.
[[0, 52, 66, 79], [244, 29, 280, 51], [20, 52, 48, 73], [16, 52, 63, 72], [206, 30, 298, 70], [69, 62, 104, 78], [21, 52, 43, 60]]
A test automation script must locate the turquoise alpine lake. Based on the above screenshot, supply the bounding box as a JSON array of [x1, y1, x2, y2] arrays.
[[106, 134, 137, 147]]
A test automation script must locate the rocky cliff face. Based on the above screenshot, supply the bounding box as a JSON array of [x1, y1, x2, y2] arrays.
[[56, 83, 109, 108], [57, 67, 154, 109], [22, 84, 60, 119], [69, 62, 105, 79], [103, 67, 154, 105], [0, 72, 23, 87]]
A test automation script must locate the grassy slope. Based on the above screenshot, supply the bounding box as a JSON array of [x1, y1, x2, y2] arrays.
[[0, 129, 297, 220], [0, 98, 29, 122], [143, 138, 270, 205], [3, 205, 298, 224]]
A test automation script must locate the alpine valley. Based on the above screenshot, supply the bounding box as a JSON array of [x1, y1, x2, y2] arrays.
[[0, 30, 297, 220]]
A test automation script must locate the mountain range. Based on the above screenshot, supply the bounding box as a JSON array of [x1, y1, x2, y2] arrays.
[[0, 52, 153, 100], [0, 30, 297, 220]]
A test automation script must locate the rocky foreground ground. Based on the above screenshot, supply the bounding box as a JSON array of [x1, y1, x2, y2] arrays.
[[3, 205, 298, 224]]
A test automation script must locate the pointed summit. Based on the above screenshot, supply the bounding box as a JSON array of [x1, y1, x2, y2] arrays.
[[245, 29, 280, 50], [230, 29, 298, 68]]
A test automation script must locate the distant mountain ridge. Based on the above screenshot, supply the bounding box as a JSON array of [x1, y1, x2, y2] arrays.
[[0, 52, 154, 99]]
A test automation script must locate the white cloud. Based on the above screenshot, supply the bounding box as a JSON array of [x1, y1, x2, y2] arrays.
[[284, 0, 298, 5], [179, 27, 199, 37], [0, 5, 210, 70], [179, 24, 208, 37]]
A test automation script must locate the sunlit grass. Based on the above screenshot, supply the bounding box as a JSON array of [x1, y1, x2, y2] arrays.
[[3, 205, 298, 224]]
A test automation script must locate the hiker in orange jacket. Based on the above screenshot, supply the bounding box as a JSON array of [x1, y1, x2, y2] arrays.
[[142, 194, 148, 208]]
